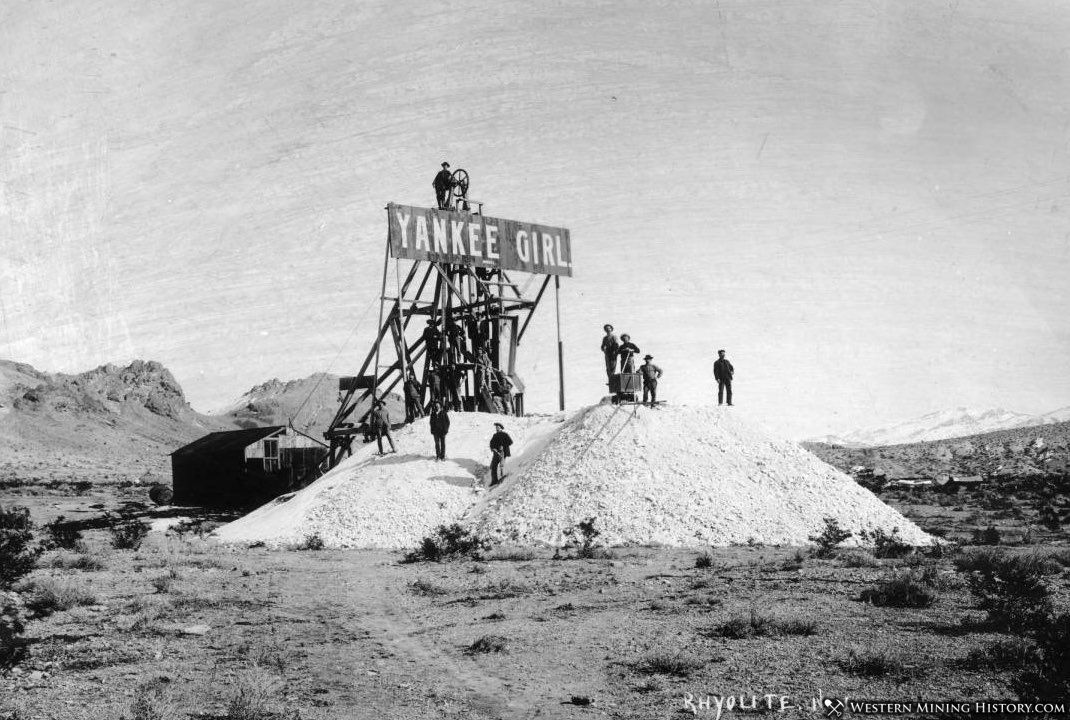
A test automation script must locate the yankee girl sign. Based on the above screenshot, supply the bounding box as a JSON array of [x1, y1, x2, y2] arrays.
[[387, 203, 573, 277]]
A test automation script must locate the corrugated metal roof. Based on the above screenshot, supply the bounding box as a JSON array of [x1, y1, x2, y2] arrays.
[[171, 426, 284, 459]]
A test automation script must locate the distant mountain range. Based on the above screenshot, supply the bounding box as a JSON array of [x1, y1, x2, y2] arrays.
[[0, 358, 401, 482], [809, 406, 1070, 447]]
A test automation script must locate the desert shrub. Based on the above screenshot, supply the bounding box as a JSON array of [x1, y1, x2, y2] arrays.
[[465, 634, 508, 654], [836, 548, 879, 568], [485, 546, 536, 562], [563, 516, 605, 559], [1015, 612, 1070, 702], [21, 578, 98, 617], [955, 549, 1054, 631], [710, 610, 817, 638], [859, 526, 913, 559], [634, 651, 704, 677], [150, 572, 178, 594], [0, 506, 40, 588], [694, 552, 713, 569], [109, 516, 151, 550], [838, 646, 911, 677], [0, 591, 28, 671], [403, 523, 489, 563], [47, 552, 105, 571], [293, 533, 324, 551], [859, 571, 936, 608], [43, 516, 83, 550], [808, 517, 852, 557], [408, 578, 449, 596], [1039, 505, 1062, 532], [971, 526, 1002, 545], [962, 637, 1040, 670], [122, 678, 179, 720], [225, 664, 285, 720]]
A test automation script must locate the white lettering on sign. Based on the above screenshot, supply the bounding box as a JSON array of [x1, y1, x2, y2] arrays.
[[541, 232, 555, 267], [415, 216, 430, 251], [394, 209, 411, 247], [387, 203, 571, 277], [432, 217, 449, 254], [516, 230, 530, 262], [467, 222, 482, 257], [451, 219, 467, 255]]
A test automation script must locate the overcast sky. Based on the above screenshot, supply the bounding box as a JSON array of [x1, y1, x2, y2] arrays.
[[2, 0, 1068, 439]]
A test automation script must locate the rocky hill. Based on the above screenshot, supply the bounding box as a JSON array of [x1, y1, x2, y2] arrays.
[[0, 359, 228, 483], [211, 373, 403, 439], [804, 419, 1070, 480]]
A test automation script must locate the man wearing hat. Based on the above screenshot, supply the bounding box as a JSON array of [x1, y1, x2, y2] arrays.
[[369, 398, 397, 455], [428, 400, 450, 461], [488, 422, 513, 486], [433, 161, 454, 209], [600, 324, 619, 381], [639, 354, 663, 408], [713, 349, 734, 406], [617, 333, 640, 374], [422, 318, 442, 367]]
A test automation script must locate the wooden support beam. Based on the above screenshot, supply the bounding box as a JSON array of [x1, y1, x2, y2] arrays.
[[518, 274, 552, 343]]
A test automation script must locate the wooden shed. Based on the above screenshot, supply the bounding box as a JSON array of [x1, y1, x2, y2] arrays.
[[171, 426, 327, 507]]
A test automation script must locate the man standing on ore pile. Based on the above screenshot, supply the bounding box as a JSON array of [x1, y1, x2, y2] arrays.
[[429, 400, 450, 461], [713, 349, 734, 406], [369, 398, 397, 454], [433, 161, 454, 210], [600, 324, 619, 381], [639, 354, 662, 408], [489, 422, 513, 486], [617, 333, 640, 374]]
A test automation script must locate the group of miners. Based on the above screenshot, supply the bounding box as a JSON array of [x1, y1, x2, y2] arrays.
[[600, 324, 735, 407], [363, 397, 514, 486], [412, 317, 516, 418]]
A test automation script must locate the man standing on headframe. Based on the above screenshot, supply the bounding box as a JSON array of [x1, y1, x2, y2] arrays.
[[433, 161, 453, 210]]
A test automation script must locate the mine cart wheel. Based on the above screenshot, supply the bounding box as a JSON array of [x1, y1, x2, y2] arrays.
[[450, 168, 470, 200]]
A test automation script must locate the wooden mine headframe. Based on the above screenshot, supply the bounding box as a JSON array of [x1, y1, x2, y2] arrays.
[[310, 180, 572, 479]]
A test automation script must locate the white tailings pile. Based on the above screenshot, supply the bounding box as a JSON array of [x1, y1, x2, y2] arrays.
[[213, 412, 565, 548], [215, 403, 932, 548], [467, 403, 933, 547]]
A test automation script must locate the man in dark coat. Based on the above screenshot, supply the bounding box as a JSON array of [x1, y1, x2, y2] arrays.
[[404, 370, 424, 423], [422, 319, 442, 366], [617, 334, 640, 374], [713, 349, 734, 406], [428, 400, 450, 461], [489, 422, 513, 486], [369, 399, 396, 454], [600, 324, 619, 381], [639, 354, 663, 408], [433, 162, 453, 209]]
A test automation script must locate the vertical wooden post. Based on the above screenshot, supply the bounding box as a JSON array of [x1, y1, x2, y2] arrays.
[[373, 221, 392, 395], [555, 275, 565, 411]]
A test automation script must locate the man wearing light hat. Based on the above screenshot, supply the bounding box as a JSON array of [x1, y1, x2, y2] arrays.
[[713, 349, 734, 406], [488, 422, 513, 486], [433, 161, 454, 209], [639, 354, 663, 408]]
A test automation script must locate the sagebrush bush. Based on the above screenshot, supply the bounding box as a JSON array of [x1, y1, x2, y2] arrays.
[[1015, 612, 1070, 702], [808, 517, 852, 557], [859, 571, 936, 608], [963, 637, 1040, 670], [47, 552, 105, 571], [954, 549, 1055, 631], [859, 526, 913, 559], [109, 516, 151, 550], [0, 591, 28, 671], [634, 651, 704, 677], [838, 646, 911, 678], [971, 526, 1001, 546], [404, 524, 489, 563], [0, 506, 40, 588], [710, 610, 818, 638], [563, 517, 604, 559], [836, 548, 879, 568], [21, 578, 99, 617], [43, 516, 83, 551], [465, 634, 508, 654]]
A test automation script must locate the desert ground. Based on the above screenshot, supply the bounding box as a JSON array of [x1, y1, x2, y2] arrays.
[[2, 463, 1068, 720]]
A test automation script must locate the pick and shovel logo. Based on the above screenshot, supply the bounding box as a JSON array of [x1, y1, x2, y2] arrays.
[[823, 697, 845, 718]]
